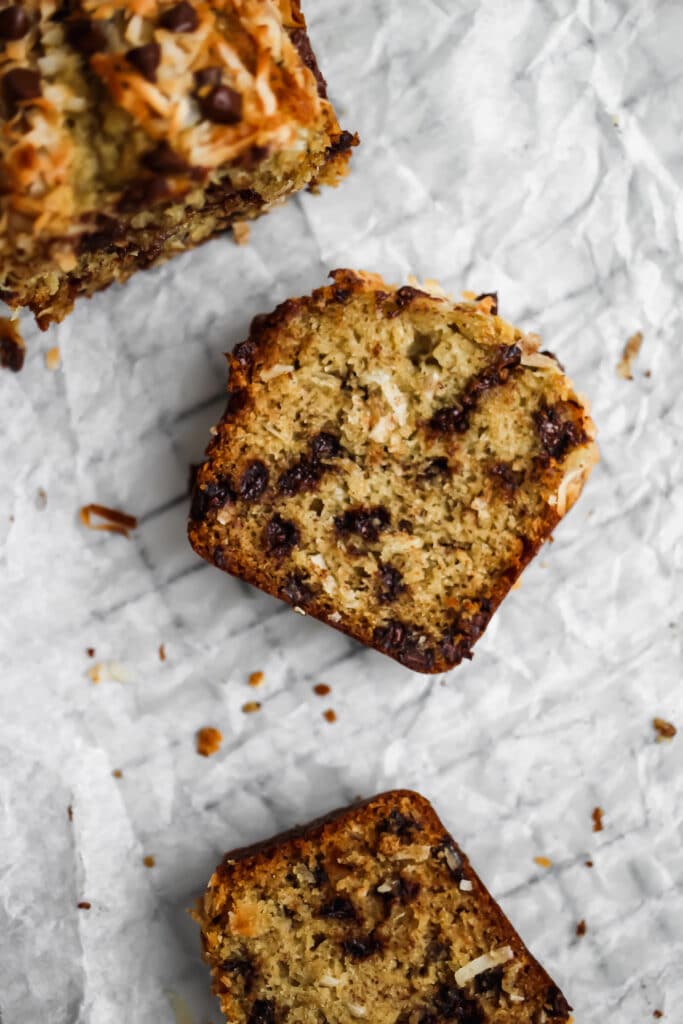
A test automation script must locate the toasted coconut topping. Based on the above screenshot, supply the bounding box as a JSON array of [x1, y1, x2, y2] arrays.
[[0, 0, 333, 260]]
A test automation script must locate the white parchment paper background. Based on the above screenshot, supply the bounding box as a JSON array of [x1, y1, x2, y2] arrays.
[[1, 1, 682, 1021]]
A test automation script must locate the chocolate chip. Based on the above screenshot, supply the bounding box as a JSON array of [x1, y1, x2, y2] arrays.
[[378, 809, 419, 838], [199, 84, 242, 124], [429, 406, 470, 434], [0, 5, 30, 40], [335, 506, 390, 543], [281, 574, 313, 607], [319, 897, 356, 920], [2, 68, 41, 111], [126, 42, 161, 82], [289, 27, 327, 98], [310, 431, 341, 459], [544, 986, 572, 1018], [247, 1000, 276, 1024], [399, 641, 435, 673], [474, 966, 503, 996], [239, 460, 269, 501], [66, 18, 106, 55], [160, 1, 198, 32], [325, 129, 357, 160], [278, 456, 324, 497], [378, 565, 405, 603], [342, 935, 381, 960], [374, 619, 406, 652], [433, 984, 483, 1024], [194, 66, 222, 89], [265, 515, 299, 558], [423, 457, 450, 479], [429, 345, 521, 435], [141, 141, 190, 175], [374, 620, 434, 671], [534, 404, 586, 460], [474, 291, 499, 315], [433, 842, 463, 882], [398, 518, 412, 533], [221, 956, 255, 990], [489, 461, 522, 493], [190, 475, 235, 521]]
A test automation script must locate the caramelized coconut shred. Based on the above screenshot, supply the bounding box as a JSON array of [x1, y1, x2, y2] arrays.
[[0, 0, 338, 270]]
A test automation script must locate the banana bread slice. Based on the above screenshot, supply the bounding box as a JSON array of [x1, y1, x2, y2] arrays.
[[188, 270, 598, 673], [195, 790, 572, 1024], [0, 1, 355, 328]]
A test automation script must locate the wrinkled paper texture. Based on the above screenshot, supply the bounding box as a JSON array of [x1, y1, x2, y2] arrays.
[[1, 1, 682, 1021]]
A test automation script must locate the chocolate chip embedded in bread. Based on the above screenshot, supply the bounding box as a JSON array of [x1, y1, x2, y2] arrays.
[[342, 934, 382, 960], [0, 5, 30, 41], [66, 18, 107, 55], [190, 475, 235, 521], [126, 42, 161, 82], [318, 896, 356, 920], [534, 404, 587, 460], [377, 564, 405, 603], [246, 1000, 276, 1024], [264, 515, 299, 558], [160, 1, 199, 32], [141, 142, 191, 175], [239, 460, 269, 501], [281, 574, 313, 607], [2, 68, 41, 111], [200, 84, 243, 124], [335, 506, 390, 543]]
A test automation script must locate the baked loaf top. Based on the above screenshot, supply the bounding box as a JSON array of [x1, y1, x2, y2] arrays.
[[188, 270, 598, 673], [195, 790, 572, 1023], [0, 0, 350, 269]]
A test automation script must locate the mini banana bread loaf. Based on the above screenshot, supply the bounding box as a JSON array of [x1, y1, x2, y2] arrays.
[[0, 1, 355, 328], [195, 790, 572, 1024], [188, 270, 598, 673]]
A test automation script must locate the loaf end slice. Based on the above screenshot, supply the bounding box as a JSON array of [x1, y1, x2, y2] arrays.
[[195, 790, 572, 1023], [0, 1, 356, 328], [188, 270, 598, 673]]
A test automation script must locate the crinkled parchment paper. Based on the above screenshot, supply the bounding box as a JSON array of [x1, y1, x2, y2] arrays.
[[1, 1, 682, 1021]]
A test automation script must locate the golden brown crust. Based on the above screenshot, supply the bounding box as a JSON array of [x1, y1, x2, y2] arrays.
[[195, 790, 572, 1023], [188, 270, 598, 674]]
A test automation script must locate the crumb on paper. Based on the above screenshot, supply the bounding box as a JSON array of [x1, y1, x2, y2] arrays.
[[196, 727, 223, 757], [592, 806, 604, 833], [248, 671, 264, 688], [143, 855, 156, 868], [67, 805, 73, 822], [232, 220, 251, 245], [0, 316, 25, 372], [36, 487, 47, 509], [86, 647, 95, 658], [77, 901, 91, 910], [653, 1012, 663, 1019], [242, 701, 261, 714], [159, 643, 166, 662], [323, 709, 337, 723], [576, 919, 587, 937], [112, 769, 123, 779], [80, 503, 138, 538], [314, 683, 331, 696], [533, 856, 552, 869], [617, 331, 643, 380], [585, 859, 593, 868], [653, 717, 676, 742], [45, 346, 61, 371], [87, 661, 129, 684]]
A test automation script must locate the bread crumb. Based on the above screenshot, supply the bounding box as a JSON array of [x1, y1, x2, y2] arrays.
[[533, 856, 552, 869], [77, 901, 91, 910], [592, 807, 604, 833], [112, 769, 123, 779], [197, 727, 223, 757], [653, 1012, 664, 1019], [36, 487, 47, 509], [248, 671, 264, 688], [653, 717, 676, 742], [0, 317, 25, 372], [576, 919, 586, 936], [143, 855, 156, 868], [67, 805, 73, 821], [80, 503, 138, 538], [617, 331, 643, 380], [323, 709, 337, 723], [314, 683, 331, 696], [242, 701, 262, 714], [585, 859, 593, 868], [86, 647, 96, 657], [232, 221, 251, 245], [86, 660, 128, 684], [159, 644, 166, 662], [45, 346, 61, 370]]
